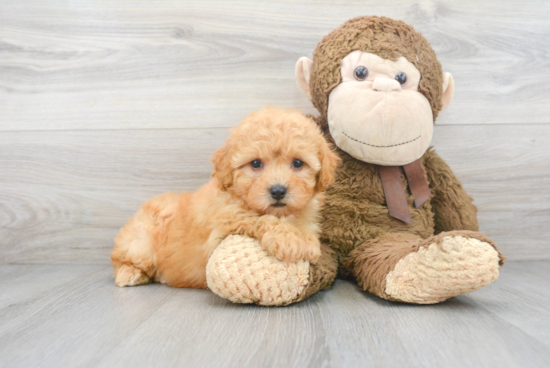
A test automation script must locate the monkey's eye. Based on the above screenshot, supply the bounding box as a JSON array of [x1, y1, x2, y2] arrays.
[[250, 159, 263, 169], [354, 66, 369, 81], [292, 159, 304, 169], [395, 72, 407, 85]]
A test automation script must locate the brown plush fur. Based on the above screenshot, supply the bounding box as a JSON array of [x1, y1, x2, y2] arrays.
[[111, 106, 339, 289], [291, 16, 505, 304], [292, 242, 339, 304], [293, 126, 506, 303]]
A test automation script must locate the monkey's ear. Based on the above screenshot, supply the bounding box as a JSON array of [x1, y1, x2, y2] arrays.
[[295, 57, 313, 98], [441, 72, 455, 113]]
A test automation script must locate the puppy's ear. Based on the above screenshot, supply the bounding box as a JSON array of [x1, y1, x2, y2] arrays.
[[211, 142, 234, 191], [315, 139, 340, 193]]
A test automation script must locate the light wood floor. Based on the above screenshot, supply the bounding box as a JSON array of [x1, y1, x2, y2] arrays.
[[1, 261, 549, 368]]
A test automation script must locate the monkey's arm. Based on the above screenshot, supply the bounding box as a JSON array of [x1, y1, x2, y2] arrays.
[[423, 148, 479, 234]]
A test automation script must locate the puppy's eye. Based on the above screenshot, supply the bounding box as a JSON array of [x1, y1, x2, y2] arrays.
[[292, 159, 304, 169], [354, 66, 368, 81], [250, 159, 263, 169]]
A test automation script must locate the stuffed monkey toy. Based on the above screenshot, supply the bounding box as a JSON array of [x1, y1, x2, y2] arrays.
[[206, 16, 505, 306]]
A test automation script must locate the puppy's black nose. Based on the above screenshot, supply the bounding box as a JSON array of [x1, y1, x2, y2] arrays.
[[270, 185, 287, 200]]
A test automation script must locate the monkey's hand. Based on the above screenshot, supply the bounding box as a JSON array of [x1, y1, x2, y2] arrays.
[[206, 235, 338, 306], [206, 235, 311, 306]]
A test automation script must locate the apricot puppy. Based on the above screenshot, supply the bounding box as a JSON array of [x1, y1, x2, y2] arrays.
[[111, 105, 340, 288]]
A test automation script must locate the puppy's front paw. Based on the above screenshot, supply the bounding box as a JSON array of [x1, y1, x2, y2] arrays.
[[261, 227, 321, 264], [301, 231, 321, 264], [261, 227, 305, 263]]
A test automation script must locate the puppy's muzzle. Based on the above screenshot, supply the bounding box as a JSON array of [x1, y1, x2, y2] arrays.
[[270, 185, 287, 206]]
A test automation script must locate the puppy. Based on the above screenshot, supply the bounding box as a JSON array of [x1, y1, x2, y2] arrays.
[[111, 105, 340, 288]]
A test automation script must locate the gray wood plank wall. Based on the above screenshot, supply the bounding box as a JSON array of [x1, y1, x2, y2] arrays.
[[1, 0, 549, 263]]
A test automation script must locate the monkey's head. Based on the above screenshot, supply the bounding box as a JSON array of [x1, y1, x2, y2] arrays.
[[295, 16, 454, 166]]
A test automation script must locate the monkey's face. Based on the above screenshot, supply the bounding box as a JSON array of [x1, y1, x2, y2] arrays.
[[327, 51, 432, 166], [295, 49, 454, 166]]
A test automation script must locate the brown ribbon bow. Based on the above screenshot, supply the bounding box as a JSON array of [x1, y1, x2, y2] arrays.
[[378, 159, 431, 225]]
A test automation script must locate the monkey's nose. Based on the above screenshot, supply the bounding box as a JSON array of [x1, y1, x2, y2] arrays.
[[270, 185, 287, 200], [373, 78, 401, 92]]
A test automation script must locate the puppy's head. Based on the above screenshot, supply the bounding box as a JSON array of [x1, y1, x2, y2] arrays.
[[211, 105, 340, 217]]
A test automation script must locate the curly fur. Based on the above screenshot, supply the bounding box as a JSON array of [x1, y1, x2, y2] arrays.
[[111, 105, 339, 288], [291, 16, 505, 304]]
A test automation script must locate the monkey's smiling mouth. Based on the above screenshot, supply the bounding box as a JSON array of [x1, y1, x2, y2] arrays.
[[342, 131, 421, 148]]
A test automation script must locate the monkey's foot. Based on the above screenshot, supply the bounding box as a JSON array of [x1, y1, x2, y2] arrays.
[[206, 235, 310, 306], [384, 232, 503, 304]]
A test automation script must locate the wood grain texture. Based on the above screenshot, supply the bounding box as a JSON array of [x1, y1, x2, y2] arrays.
[[432, 124, 550, 260], [1, 0, 549, 131], [0, 128, 228, 264], [461, 261, 550, 346], [1, 124, 548, 264], [0, 1, 549, 263], [1, 262, 549, 368]]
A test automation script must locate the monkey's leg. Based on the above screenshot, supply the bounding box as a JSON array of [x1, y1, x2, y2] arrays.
[[344, 231, 505, 304], [206, 235, 338, 306], [292, 242, 338, 304]]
